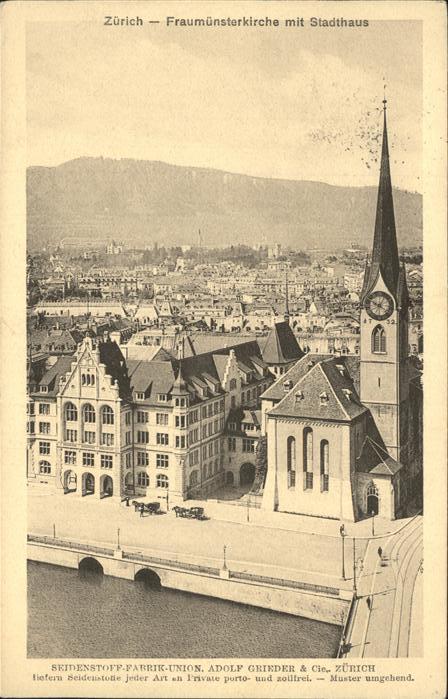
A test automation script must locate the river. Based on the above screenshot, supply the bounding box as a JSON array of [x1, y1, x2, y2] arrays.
[[27, 561, 341, 658]]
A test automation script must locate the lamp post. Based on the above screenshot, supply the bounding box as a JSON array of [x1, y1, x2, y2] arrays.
[[117, 527, 120, 550], [53, 523, 56, 539], [371, 510, 375, 537], [339, 524, 347, 580], [223, 544, 227, 570], [353, 537, 357, 598], [247, 494, 250, 523]]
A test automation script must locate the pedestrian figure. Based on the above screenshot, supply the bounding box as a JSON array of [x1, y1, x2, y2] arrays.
[[378, 546, 383, 559], [366, 595, 372, 610]]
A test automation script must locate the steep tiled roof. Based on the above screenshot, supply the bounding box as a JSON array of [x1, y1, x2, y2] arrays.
[[261, 353, 329, 401], [33, 355, 75, 396], [259, 321, 304, 365], [268, 359, 366, 422], [127, 360, 176, 400]]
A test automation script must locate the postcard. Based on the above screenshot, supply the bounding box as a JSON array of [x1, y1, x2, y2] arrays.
[[1, 1, 446, 697]]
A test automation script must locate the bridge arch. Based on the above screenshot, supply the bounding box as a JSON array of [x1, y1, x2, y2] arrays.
[[79, 556, 103, 576], [134, 567, 162, 590]]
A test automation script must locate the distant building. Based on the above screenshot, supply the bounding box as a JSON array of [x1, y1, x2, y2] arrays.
[[106, 241, 124, 255]]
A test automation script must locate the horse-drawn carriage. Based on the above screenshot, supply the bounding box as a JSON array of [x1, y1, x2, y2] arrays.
[[132, 500, 161, 515], [172, 505, 206, 520]]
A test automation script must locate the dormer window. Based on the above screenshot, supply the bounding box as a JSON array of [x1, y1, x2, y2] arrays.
[[157, 393, 168, 402], [342, 389, 352, 401], [320, 392, 329, 404], [336, 364, 345, 376], [283, 379, 293, 392], [40, 386, 48, 393], [295, 390, 304, 402], [136, 392, 145, 401]]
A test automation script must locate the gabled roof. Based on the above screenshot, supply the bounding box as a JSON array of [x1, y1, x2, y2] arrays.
[[259, 321, 304, 365], [127, 359, 176, 399], [268, 358, 366, 422], [34, 355, 75, 396], [261, 353, 331, 402]]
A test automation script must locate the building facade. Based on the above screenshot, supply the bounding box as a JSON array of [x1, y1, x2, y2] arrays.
[[27, 326, 302, 505]]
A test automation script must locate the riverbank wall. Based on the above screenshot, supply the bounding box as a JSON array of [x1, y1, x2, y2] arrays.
[[27, 535, 350, 626]]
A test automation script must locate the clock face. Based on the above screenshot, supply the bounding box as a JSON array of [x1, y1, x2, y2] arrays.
[[365, 291, 394, 320]]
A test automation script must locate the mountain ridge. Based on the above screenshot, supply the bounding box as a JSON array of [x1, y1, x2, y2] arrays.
[[27, 157, 422, 250]]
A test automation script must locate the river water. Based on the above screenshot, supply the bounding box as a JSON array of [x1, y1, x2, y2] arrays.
[[27, 561, 341, 658]]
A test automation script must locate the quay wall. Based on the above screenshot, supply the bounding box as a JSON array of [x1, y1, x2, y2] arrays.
[[27, 541, 349, 626]]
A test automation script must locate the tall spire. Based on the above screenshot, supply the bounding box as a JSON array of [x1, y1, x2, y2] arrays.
[[284, 271, 290, 323], [361, 98, 400, 301]]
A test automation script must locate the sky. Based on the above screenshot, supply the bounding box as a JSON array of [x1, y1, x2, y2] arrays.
[[27, 16, 422, 191]]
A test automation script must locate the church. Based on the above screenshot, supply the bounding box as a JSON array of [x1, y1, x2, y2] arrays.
[[261, 102, 423, 521]]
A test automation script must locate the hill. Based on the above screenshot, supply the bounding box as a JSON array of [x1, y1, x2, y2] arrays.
[[27, 157, 422, 250]]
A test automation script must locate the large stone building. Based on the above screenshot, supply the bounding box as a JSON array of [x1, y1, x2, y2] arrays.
[[26, 323, 302, 505], [261, 103, 423, 521]]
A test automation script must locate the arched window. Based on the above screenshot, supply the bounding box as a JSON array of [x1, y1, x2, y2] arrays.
[[303, 427, 313, 490], [81, 372, 95, 386], [101, 405, 114, 425], [83, 403, 95, 423], [287, 436, 296, 488], [157, 474, 169, 489], [190, 470, 198, 487], [65, 402, 77, 422], [229, 378, 237, 391], [39, 460, 51, 474], [137, 472, 149, 487], [372, 325, 386, 354], [320, 440, 329, 492]]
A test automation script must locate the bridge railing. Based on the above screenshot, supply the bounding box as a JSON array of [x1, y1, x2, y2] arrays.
[[122, 551, 220, 577], [27, 534, 114, 557], [229, 570, 340, 596]]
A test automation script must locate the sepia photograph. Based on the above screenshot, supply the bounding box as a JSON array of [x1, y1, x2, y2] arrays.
[[1, 1, 446, 698]]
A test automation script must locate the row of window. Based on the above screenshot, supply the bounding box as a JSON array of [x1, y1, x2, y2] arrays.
[[287, 432, 329, 492], [65, 403, 114, 424], [64, 450, 113, 469], [135, 472, 168, 488], [228, 437, 257, 453], [241, 385, 265, 404], [62, 430, 114, 445], [201, 418, 225, 439], [136, 452, 169, 468]]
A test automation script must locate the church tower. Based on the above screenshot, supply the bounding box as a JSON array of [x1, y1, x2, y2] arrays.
[[360, 99, 410, 464]]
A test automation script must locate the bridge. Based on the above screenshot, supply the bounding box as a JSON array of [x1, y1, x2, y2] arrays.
[[339, 515, 423, 657], [27, 533, 350, 626]]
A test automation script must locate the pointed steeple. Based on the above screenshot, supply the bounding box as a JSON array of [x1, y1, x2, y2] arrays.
[[284, 271, 290, 323], [361, 99, 400, 301]]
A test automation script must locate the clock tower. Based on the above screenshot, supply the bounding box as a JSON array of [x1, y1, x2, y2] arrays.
[[360, 99, 410, 463]]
